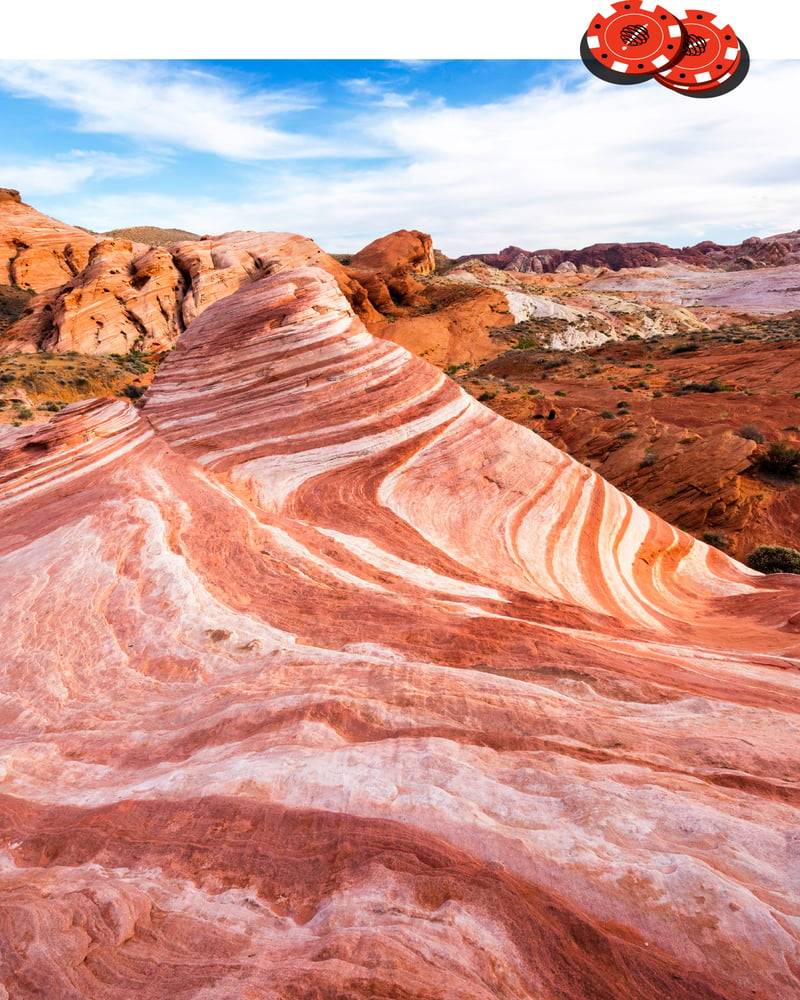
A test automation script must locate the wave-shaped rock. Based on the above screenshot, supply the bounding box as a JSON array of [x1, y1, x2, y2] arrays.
[[1, 263, 799, 999]]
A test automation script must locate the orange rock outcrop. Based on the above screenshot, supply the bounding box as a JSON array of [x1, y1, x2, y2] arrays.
[[1, 262, 798, 999], [1, 219, 381, 354], [0, 188, 100, 293]]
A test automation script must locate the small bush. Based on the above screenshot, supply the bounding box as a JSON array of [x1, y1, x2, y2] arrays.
[[601, 410, 614, 419], [759, 442, 800, 479], [640, 450, 657, 467], [121, 383, 146, 400], [617, 431, 637, 440], [745, 545, 800, 574], [554, 390, 567, 397], [671, 342, 699, 354], [675, 378, 725, 395], [739, 424, 765, 443]]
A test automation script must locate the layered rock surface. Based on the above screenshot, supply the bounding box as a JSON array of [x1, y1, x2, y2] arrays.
[[1, 263, 799, 999]]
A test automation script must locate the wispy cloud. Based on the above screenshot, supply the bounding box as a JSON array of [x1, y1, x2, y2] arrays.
[[341, 77, 416, 108], [0, 61, 353, 160], [5, 60, 800, 257], [0, 150, 155, 196]]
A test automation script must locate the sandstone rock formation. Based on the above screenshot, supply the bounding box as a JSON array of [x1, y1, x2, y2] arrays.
[[1, 262, 799, 999], [2, 223, 380, 355], [345, 229, 435, 315], [0, 188, 100, 293], [349, 228, 435, 276]]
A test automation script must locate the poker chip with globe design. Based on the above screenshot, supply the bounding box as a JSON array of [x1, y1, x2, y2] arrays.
[[655, 9, 743, 89], [656, 36, 749, 96], [581, 0, 688, 84]]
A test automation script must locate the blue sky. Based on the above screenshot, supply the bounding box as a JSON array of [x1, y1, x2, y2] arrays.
[[0, 55, 798, 256]]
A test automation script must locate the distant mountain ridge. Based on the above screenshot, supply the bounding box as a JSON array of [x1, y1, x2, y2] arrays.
[[457, 230, 800, 274]]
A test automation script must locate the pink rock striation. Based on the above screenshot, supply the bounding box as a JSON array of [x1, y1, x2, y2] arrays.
[[0, 263, 799, 999]]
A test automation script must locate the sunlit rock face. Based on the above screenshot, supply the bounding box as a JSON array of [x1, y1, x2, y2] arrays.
[[2, 222, 379, 354], [1, 264, 799, 1000], [0, 190, 101, 294]]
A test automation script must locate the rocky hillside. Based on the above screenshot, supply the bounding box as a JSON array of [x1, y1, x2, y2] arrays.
[[450, 318, 800, 561], [1, 262, 799, 999], [0, 190, 797, 561]]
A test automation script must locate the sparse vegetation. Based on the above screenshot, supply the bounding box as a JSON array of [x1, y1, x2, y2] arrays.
[[739, 424, 765, 443], [758, 442, 800, 479], [745, 545, 800, 574], [675, 378, 725, 395]]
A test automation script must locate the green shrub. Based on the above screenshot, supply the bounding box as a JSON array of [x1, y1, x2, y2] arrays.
[[601, 410, 614, 419], [739, 424, 765, 443], [676, 378, 725, 395], [745, 545, 800, 574], [759, 442, 800, 478]]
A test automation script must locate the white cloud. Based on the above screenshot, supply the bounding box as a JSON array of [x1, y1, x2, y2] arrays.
[[341, 77, 415, 109], [0, 150, 155, 196], [22, 62, 800, 258], [0, 61, 357, 160]]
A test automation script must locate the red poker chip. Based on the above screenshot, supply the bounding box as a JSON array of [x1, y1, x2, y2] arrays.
[[656, 38, 749, 97], [584, 1, 687, 79], [656, 9, 741, 88]]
